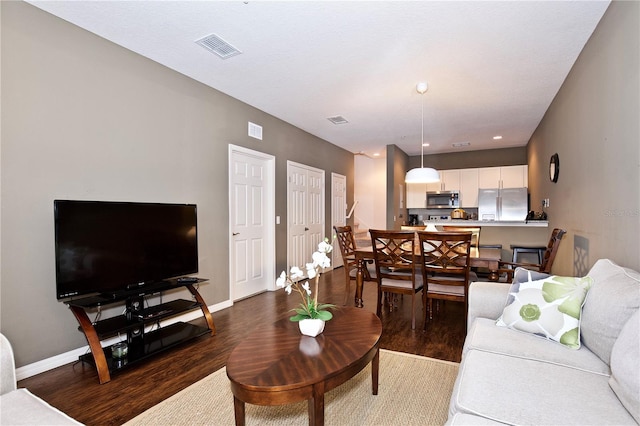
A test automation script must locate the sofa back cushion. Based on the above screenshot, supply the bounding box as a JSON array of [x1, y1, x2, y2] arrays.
[[609, 310, 639, 423], [581, 259, 640, 364]]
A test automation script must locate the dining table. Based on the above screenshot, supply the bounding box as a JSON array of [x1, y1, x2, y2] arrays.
[[352, 245, 502, 308]]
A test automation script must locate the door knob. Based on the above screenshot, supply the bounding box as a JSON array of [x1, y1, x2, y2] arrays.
[[304, 227, 309, 231], [232, 232, 240, 236]]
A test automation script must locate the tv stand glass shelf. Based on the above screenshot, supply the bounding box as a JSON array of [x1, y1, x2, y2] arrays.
[[65, 278, 216, 384]]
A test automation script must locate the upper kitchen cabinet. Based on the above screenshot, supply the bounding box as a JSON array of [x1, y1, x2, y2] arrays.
[[426, 169, 460, 192], [459, 168, 479, 207], [478, 165, 528, 189], [406, 183, 427, 208]]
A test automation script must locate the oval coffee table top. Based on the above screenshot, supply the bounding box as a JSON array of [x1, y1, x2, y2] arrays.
[[226, 306, 382, 392]]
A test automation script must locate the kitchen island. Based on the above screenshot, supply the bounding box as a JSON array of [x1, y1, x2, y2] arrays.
[[404, 220, 551, 264]]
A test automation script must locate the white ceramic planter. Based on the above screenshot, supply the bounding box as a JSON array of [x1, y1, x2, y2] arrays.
[[298, 318, 325, 337]]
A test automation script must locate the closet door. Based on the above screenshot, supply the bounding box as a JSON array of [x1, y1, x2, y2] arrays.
[[287, 161, 325, 274]]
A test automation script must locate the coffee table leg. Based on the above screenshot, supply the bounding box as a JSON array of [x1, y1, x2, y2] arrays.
[[372, 348, 379, 395], [308, 383, 325, 426], [233, 396, 245, 426]]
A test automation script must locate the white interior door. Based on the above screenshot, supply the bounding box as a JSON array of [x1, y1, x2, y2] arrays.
[[229, 145, 275, 301], [331, 173, 347, 268], [287, 161, 325, 274]]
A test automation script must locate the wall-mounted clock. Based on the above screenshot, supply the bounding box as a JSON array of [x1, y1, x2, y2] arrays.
[[549, 153, 559, 183]]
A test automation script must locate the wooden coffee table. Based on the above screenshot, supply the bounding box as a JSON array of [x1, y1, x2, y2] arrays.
[[226, 307, 382, 426]]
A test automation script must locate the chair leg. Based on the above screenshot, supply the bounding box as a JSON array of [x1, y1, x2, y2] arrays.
[[410, 294, 416, 330], [376, 286, 383, 319], [428, 298, 434, 320]]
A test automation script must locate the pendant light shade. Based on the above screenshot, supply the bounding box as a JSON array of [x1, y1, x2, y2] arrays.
[[405, 166, 440, 183], [405, 82, 440, 184]]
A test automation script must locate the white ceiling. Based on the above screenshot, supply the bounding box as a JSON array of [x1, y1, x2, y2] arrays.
[[27, 1, 610, 157]]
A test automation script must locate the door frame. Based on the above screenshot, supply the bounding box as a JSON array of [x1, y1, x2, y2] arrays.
[[228, 144, 277, 302], [331, 172, 347, 269]]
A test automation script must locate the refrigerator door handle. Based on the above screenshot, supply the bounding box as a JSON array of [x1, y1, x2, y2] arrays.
[[496, 196, 502, 220]]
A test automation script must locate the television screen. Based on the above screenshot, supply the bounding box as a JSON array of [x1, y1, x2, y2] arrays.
[[55, 200, 198, 300]]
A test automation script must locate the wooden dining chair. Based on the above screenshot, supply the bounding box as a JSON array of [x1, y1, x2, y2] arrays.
[[417, 231, 475, 330], [497, 228, 566, 282], [333, 225, 377, 305], [369, 230, 424, 330], [442, 226, 481, 247]]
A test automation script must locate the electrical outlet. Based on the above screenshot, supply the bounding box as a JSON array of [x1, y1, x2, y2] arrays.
[[542, 199, 550, 208]]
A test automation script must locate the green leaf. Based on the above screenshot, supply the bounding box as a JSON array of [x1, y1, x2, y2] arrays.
[[316, 310, 333, 321], [289, 313, 309, 322], [316, 303, 336, 310]]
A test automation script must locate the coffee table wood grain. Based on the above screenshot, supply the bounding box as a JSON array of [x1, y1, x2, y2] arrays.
[[226, 307, 382, 426]]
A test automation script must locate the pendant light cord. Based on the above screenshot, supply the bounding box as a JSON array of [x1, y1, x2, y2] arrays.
[[421, 92, 425, 168]]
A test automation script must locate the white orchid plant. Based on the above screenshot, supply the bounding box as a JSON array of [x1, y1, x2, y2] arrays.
[[276, 238, 335, 322]]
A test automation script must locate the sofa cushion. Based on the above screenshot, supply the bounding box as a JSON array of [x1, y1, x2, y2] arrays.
[[450, 349, 637, 425], [609, 310, 640, 423], [496, 274, 592, 349], [581, 259, 640, 364], [464, 318, 610, 375]]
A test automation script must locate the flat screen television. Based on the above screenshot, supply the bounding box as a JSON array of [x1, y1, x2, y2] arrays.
[[54, 200, 198, 300]]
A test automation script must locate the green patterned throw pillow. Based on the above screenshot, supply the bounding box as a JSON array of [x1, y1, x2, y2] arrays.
[[496, 272, 593, 349]]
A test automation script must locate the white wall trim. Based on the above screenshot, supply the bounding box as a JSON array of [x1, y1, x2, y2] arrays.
[[15, 299, 233, 382]]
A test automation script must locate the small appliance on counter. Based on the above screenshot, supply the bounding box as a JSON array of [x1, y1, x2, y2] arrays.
[[408, 214, 420, 225], [451, 208, 467, 219]]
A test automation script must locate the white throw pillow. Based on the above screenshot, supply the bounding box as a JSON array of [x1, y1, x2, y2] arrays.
[[496, 271, 593, 349]]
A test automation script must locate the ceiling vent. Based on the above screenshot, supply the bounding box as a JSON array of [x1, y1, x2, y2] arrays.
[[195, 34, 242, 59], [452, 141, 471, 148], [327, 115, 349, 125]]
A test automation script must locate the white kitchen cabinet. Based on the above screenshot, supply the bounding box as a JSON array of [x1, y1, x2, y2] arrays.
[[478, 165, 527, 189], [500, 165, 528, 188], [459, 168, 479, 207], [406, 183, 427, 208], [426, 169, 460, 192]]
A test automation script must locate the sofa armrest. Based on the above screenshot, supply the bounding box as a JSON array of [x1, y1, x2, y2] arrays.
[[1, 334, 17, 395], [467, 281, 510, 330]]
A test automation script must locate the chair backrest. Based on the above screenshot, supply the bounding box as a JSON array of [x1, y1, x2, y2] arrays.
[[333, 225, 357, 260], [369, 230, 417, 283], [539, 228, 566, 273], [417, 231, 473, 287], [442, 226, 481, 248]]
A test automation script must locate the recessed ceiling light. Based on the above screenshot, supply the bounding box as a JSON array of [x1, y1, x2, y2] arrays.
[[493, 135, 503, 140], [422, 143, 430, 147], [373, 153, 380, 157]]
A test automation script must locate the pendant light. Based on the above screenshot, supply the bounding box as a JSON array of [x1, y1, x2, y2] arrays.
[[405, 82, 440, 183]]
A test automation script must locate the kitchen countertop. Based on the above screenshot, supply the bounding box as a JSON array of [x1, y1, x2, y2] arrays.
[[421, 220, 548, 227]]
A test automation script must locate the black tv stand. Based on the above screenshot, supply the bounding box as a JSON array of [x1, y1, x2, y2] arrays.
[[65, 278, 215, 384]]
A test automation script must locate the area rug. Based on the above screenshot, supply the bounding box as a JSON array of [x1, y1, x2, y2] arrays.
[[123, 349, 459, 425]]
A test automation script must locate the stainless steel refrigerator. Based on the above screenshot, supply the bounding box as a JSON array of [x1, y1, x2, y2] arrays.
[[478, 187, 528, 221]]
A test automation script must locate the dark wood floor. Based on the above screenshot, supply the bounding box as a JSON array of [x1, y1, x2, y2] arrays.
[[18, 268, 466, 425]]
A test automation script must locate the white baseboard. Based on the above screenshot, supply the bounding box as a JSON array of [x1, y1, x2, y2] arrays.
[[15, 299, 234, 382]]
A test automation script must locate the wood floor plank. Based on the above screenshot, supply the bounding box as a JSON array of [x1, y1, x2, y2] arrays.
[[17, 269, 465, 425]]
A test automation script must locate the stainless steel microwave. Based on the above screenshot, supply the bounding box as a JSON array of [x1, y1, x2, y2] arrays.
[[426, 191, 460, 209]]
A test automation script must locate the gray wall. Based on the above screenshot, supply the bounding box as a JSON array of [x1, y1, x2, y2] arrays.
[[1, 2, 353, 366], [386, 145, 410, 229], [407, 146, 527, 170], [527, 0, 639, 274]]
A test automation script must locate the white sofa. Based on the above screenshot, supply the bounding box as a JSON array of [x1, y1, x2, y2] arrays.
[[1, 333, 82, 425], [447, 259, 640, 425]]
